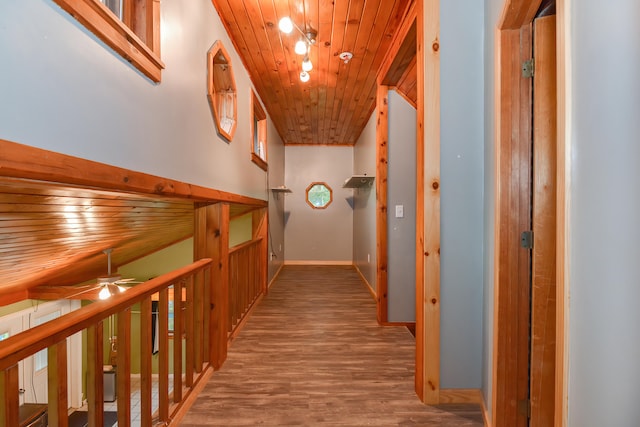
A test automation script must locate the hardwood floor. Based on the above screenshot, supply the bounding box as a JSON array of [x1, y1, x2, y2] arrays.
[[180, 265, 484, 426]]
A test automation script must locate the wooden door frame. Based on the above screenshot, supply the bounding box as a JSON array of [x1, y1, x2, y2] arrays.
[[492, 0, 569, 425]]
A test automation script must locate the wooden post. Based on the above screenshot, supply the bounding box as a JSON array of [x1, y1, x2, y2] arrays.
[[376, 84, 389, 324], [87, 323, 104, 427], [194, 203, 230, 369], [0, 366, 20, 427], [48, 341, 69, 427], [416, 0, 441, 405], [140, 298, 153, 427], [116, 309, 131, 426]]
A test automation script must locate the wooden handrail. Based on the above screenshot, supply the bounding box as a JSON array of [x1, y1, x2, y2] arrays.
[[0, 258, 212, 371], [229, 237, 264, 255]]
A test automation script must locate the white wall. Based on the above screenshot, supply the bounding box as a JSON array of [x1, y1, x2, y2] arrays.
[[284, 146, 353, 262], [353, 112, 377, 288], [439, 0, 485, 388], [568, 1, 640, 425], [0, 0, 274, 200]]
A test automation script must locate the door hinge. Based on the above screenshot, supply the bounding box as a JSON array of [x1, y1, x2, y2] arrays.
[[521, 230, 534, 249], [522, 58, 534, 78], [517, 399, 532, 418]]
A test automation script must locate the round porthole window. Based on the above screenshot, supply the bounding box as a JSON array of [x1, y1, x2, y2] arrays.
[[306, 182, 333, 209]]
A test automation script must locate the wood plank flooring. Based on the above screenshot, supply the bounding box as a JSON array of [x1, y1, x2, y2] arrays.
[[180, 265, 484, 426]]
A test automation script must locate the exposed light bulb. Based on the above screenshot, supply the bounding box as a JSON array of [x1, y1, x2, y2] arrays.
[[294, 40, 307, 55], [278, 17, 293, 34], [99, 286, 110, 300], [300, 71, 310, 83], [302, 56, 313, 72]]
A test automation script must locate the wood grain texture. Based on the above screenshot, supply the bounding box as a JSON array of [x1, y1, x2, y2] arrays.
[[210, 0, 413, 146], [416, 0, 441, 405], [180, 266, 483, 426], [375, 85, 389, 324], [531, 14, 557, 427]]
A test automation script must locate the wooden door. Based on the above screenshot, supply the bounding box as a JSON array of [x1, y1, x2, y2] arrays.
[[530, 13, 557, 427]]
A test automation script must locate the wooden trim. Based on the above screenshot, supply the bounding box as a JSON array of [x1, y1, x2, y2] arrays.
[[167, 365, 215, 426], [228, 293, 264, 344], [378, 321, 415, 328], [268, 264, 285, 289], [140, 298, 153, 425], [376, 85, 389, 324], [354, 264, 376, 301], [283, 260, 353, 266], [158, 289, 170, 421], [305, 182, 333, 209], [482, 393, 493, 427], [416, 0, 441, 405], [377, 1, 417, 83], [555, 0, 570, 424], [51, 0, 164, 82], [0, 139, 267, 207], [207, 41, 237, 142], [439, 388, 484, 404]]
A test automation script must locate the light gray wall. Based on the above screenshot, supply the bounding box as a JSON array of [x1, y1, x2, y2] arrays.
[[568, 1, 640, 425], [284, 146, 353, 262], [439, 0, 485, 388], [0, 0, 273, 200], [387, 91, 417, 322], [267, 111, 286, 281], [482, 0, 502, 415], [353, 112, 377, 289]]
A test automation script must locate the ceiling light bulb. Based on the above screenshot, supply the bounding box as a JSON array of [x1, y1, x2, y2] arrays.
[[302, 57, 313, 72], [300, 71, 310, 83], [99, 286, 110, 300], [278, 17, 294, 34], [294, 40, 307, 55]]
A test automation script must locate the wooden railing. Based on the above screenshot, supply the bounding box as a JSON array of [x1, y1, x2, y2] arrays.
[[0, 259, 212, 427], [228, 238, 265, 336]]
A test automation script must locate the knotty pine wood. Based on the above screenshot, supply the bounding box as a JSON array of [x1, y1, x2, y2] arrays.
[[140, 298, 153, 427], [531, 14, 557, 427], [0, 365, 20, 427], [416, 0, 441, 405], [180, 266, 483, 426], [211, 0, 412, 145], [0, 139, 265, 305], [375, 85, 389, 324], [116, 308, 132, 426]]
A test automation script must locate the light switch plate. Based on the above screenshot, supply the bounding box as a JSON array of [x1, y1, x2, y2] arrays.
[[395, 205, 404, 218]]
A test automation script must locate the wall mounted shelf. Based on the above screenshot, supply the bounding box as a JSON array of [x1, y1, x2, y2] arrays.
[[270, 186, 292, 193], [343, 175, 375, 188]]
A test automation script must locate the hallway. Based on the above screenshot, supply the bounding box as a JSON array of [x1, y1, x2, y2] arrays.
[[180, 265, 483, 426]]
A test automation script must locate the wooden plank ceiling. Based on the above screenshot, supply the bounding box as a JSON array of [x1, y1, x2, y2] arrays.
[[212, 0, 415, 145], [0, 177, 195, 303]]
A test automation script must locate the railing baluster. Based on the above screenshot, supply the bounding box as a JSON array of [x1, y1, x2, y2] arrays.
[[140, 297, 153, 427], [87, 323, 104, 427], [173, 280, 184, 403], [0, 365, 19, 427], [116, 308, 131, 427], [158, 288, 169, 422], [194, 272, 204, 373], [202, 270, 211, 364], [185, 275, 195, 386], [48, 341, 68, 427]]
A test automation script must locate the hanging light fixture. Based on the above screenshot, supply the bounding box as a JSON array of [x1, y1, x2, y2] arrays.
[[278, 16, 317, 82], [302, 55, 313, 72]]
